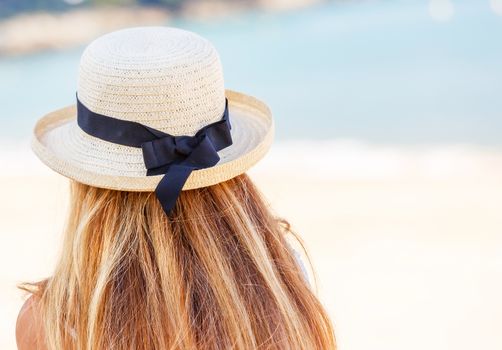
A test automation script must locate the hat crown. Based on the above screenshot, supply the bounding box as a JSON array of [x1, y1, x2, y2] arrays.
[[77, 27, 226, 136]]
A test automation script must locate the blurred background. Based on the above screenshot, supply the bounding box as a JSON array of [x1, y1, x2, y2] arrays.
[[1, 0, 502, 349]]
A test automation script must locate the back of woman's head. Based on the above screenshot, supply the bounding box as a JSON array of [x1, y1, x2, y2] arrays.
[[35, 174, 335, 349]]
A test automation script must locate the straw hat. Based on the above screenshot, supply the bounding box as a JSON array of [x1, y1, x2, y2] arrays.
[[32, 26, 274, 192]]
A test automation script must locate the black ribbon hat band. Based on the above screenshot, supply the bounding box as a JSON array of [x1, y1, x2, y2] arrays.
[[77, 95, 233, 214]]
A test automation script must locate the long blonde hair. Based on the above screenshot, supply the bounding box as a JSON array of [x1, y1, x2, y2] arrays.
[[27, 174, 335, 349]]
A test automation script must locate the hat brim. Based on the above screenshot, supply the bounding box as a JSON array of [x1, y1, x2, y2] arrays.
[[32, 90, 274, 191]]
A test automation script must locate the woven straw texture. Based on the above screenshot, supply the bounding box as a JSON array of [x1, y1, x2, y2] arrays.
[[31, 27, 274, 191]]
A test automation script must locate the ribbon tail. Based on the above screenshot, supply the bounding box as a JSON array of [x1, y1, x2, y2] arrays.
[[155, 165, 194, 215]]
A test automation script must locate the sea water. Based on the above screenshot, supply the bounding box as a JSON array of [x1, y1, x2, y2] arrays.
[[0, 0, 501, 175]]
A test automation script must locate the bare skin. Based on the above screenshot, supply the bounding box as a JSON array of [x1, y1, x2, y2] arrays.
[[16, 296, 47, 350]]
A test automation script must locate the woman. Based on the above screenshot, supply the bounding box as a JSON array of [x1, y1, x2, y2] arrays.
[[17, 27, 335, 349]]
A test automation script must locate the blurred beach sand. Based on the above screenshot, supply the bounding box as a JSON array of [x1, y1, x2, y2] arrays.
[[1, 141, 502, 349]]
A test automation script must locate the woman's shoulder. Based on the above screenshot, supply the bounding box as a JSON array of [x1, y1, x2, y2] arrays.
[[16, 296, 47, 350]]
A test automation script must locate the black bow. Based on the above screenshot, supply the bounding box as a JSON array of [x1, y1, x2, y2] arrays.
[[77, 95, 232, 214]]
